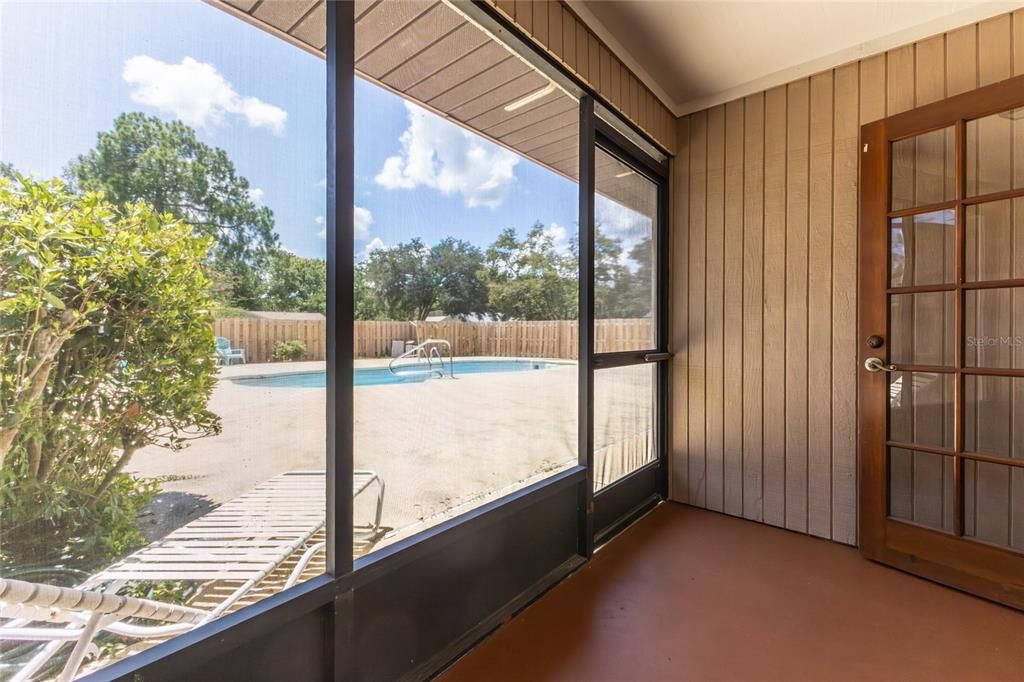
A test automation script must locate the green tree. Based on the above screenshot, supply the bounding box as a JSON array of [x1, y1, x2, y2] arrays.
[[362, 238, 487, 320], [354, 262, 380, 320], [67, 113, 279, 308], [363, 239, 434, 320], [621, 236, 654, 318], [431, 237, 488, 317], [265, 250, 327, 314], [593, 229, 629, 319], [0, 162, 15, 180], [483, 222, 578, 320], [592, 228, 653, 320], [0, 175, 220, 566]]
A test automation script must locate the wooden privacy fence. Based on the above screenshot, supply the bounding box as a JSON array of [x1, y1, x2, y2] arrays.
[[213, 318, 328, 364], [411, 319, 653, 358], [351, 320, 417, 358], [213, 317, 652, 363]]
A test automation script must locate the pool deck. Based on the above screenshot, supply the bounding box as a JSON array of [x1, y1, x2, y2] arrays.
[[129, 358, 647, 554]]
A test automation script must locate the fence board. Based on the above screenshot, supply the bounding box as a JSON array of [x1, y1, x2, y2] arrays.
[[213, 317, 649, 363]]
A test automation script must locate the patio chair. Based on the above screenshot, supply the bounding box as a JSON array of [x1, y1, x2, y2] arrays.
[[214, 336, 246, 365], [354, 470, 385, 534], [0, 469, 385, 681]]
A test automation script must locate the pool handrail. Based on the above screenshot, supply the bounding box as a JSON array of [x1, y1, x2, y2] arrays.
[[388, 338, 454, 379]]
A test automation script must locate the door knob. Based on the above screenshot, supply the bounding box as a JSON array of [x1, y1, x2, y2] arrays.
[[864, 357, 895, 373]]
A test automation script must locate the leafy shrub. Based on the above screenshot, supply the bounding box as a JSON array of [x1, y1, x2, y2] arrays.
[[0, 471, 159, 571], [211, 306, 251, 319], [0, 175, 221, 569], [272, 339, 307, 362]]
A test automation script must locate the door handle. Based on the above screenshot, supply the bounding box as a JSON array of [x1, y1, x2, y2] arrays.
[[864, 357, 895, 373], [644, 352, 672, 362]]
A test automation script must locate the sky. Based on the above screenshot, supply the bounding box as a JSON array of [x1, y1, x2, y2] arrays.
[[0, 1, 583, 261]]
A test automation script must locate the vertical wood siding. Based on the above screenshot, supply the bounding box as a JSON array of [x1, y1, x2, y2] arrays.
[[486, 1, 677, 153], [670, 10, 1024, 545], [741, 92, 765, 522]]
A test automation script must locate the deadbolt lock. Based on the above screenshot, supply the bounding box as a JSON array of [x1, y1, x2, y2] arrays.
[[866, 335, 884, 349]]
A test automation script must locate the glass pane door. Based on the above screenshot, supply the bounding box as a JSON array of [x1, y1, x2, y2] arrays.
[[884, 113, 1024, 553], [594, 147, 657, 353], [594, 363, 656, 490], [590, 127, 666, 536]]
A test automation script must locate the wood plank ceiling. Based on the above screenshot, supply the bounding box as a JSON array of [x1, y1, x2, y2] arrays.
[[212, 0, 581, 181]]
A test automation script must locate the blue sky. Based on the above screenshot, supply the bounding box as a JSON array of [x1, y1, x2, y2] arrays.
[[0, 1, 579, 260]]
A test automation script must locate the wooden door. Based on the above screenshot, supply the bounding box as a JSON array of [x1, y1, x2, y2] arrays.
[[860, 74, 1024, 609]]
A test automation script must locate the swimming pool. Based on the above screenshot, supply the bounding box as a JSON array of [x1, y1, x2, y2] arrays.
[[232, 360, 563, 388]]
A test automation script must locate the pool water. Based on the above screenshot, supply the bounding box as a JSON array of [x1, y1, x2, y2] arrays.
[[233, 360, 562, 388]]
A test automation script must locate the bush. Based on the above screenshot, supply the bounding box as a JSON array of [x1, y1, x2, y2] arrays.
[[0, 175, 221, 569], [272, 339, 307, 362], [210, 306, 251, 319]]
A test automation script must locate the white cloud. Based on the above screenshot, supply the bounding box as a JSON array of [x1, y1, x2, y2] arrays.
[[360, 237, 389, 260], [543, 222, 572, 256], [375, 101, 518, 208], [238, 98, 287, 134], [595, 196, 651, 241], [315, 206, 373, 240], [247, 187, 264, 204], [123, 56, 287, 135], [354, 205, 373, 241], [595, 196, 653, 271]]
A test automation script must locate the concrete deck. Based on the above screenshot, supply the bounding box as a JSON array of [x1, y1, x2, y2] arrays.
[[129, 359, 652, 554]]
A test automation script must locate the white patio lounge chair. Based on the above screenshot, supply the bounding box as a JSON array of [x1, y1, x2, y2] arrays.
[[0, 469, 385, 681]]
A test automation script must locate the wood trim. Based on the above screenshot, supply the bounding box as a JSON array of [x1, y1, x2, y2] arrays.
[[962, 451, 1024, 469], [886, 441, 955, 457], [888, 200, 958, 218], [963, 185, 1024, 206], [887, 283, 957, 294], [953, 116, 967, 538], [885, 72, 1024, 140], [882, 519, 1024, 609], [962, 277, 1024, 290], [887, 364, 956, 373], [960, 366, 1024, 377], [858, 119, 891, 561]]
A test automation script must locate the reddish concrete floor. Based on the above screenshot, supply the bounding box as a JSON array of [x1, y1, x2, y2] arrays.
[[442, 502, 1024, 682]]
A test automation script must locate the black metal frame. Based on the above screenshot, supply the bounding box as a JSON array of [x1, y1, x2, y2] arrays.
[[590, 119, 671, 539], [90, 3, 670, 680], [579, 95, 597, 559], [325, 3, 355, 670]]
